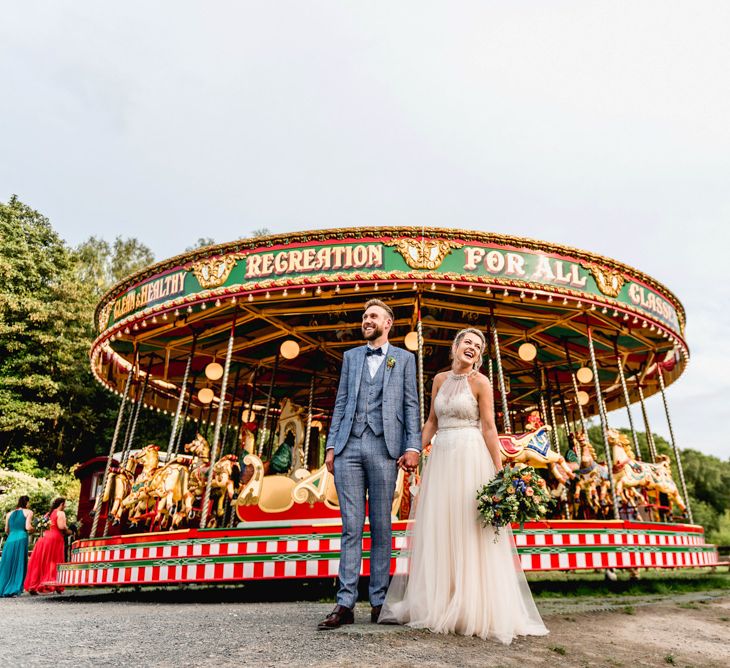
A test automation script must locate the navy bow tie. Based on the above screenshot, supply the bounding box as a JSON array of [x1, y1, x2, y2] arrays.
[[366, 347, 383, 356]]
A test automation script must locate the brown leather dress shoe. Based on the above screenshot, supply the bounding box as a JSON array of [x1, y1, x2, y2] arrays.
[[317, 604, 355, 630], [370, 605, 382, 623]]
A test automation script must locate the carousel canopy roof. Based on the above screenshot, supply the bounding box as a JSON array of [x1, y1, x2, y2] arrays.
[[91, 228, 687, 426]]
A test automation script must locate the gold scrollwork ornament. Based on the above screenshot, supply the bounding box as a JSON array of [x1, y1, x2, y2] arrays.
[[387, 238, 462, 270], [583, 263, 626, 298], [191, 254, 243, 289]]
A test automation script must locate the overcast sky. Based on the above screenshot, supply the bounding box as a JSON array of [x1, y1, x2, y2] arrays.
[[2, 2, 728, 458]]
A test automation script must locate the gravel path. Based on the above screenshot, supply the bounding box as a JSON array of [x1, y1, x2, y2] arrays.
[[1, 587, 728, 667]]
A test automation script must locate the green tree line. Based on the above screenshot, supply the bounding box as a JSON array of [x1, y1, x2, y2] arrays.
[[0, 196, 728, 541]]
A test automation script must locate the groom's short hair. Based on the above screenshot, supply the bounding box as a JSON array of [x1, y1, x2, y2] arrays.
[[363, 298, 394, 322]]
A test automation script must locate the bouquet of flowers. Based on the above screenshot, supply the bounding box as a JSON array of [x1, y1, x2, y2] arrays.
[[476, 464, 552, 536], [32, 513, 50, 534]]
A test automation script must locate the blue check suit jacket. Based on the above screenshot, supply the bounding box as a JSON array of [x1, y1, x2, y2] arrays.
[[326, 344, 422, 459]]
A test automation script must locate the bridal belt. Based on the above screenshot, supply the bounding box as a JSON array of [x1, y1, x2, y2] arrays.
[[438, 423, 480, 432]]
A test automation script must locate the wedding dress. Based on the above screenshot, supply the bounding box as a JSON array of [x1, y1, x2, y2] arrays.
[[380, 371, 548, 644]]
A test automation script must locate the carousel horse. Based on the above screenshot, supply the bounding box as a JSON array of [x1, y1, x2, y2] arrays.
[[102, 455, 138, 524], [145, 455, 190, 530], [609, 429, 686, 515], [182, 433, 241, 526], [572, 431, 611, 517], [120, 444, 162, 524], [498, 412, 575, 483]]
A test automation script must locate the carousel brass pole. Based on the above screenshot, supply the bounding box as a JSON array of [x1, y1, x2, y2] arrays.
[[657, 366, 693, 523], [221, 365, 242, 455], [174, 374, 199, 455], [485, 320, 494, 387], [614, 341, 643, 461], [258, 351, 279, 457], [90, 364, 134, 539], [416, 295, 425, 427], [122, 356, 154, 465], [553, 371, 572, 437], [303, 370, 316, 467], [167, 335, 197, 460], [636, 381, 658, 462], [239, 368, 258, 460], [544, 369, 560, 450], [200, 319, 236, 529], [490, 312, 511, 433], [564, 341, 588, 435], [586, 326, 621, 520]]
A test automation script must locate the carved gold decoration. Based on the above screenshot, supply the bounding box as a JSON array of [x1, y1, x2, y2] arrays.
[[387, 238, 462, 270], [292, 465, 335, 506], [235, 453, 296, 514], [191, 254, 243, 289], [582, 263, 626, 298], [97, 302, 113, 332]]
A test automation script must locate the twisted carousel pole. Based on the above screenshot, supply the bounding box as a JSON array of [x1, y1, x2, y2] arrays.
[[636, 380, 658, 462], [121, 356, 153, 465], [553, 371, 573, 438], [258, 350, 279, 458], [586, 325, 621, 520], [416, 295, 425, 427], [221, 365, 243, 455], [167, 335, 197, 460], [173, 374, 199, 456], [239, 367, 258, 459], [200, 318, 236, 529], [90, 363, 135, 539], [613, 340, 643, 461], [657, 365, 693, 523], [544, 369, 561, 450], [490, 311, 511, 433], [303, 370, 316, 467], [564, 341, 588, 435]]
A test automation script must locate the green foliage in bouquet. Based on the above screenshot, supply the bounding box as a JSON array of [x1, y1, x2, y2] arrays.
[[476, 464, 553, 536]]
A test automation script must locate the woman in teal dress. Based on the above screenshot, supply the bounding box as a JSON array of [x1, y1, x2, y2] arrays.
[[0, 495, 33, 597]]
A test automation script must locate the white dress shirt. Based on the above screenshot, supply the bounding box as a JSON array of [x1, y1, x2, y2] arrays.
[[365, 341, 389, 378]]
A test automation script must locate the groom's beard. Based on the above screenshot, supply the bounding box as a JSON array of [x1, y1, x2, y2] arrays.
[[362, 323, 384, 341]]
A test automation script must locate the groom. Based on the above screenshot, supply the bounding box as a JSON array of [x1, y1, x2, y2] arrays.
[[318, 299, 421, 629]]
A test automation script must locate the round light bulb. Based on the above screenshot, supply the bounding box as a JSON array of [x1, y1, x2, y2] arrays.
[[205, 362, 224, 381], [576, 390, 590, 406], [518, 342, 537, 361], [280, 339, 300, 360], [198, 388, 214, 404], [404, 331, 419, 351], [576, 367, 593, 384]]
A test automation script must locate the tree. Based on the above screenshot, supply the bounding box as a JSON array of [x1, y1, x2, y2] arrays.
[[75, 235, 154, 295], [0, 196, 167, 468], [185, 237, 216, 252], [0, 196, 79, 461]]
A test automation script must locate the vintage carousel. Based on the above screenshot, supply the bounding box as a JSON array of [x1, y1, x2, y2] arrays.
[[58, 228, 719, 588]]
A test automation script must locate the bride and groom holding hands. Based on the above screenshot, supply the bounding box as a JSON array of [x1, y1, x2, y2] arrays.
[[318, 299, 548, 644]]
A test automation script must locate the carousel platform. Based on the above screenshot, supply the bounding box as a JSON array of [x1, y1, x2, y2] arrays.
[[58, 519, 719, 588]]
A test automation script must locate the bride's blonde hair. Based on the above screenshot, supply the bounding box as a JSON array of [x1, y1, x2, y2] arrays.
[[450, 328, 487, 370]]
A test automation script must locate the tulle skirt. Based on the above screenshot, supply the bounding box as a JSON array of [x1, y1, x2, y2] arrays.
[[380, 426, 548, 644]]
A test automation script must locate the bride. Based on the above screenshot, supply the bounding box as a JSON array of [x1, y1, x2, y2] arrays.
[[379, 327, 548, 644]]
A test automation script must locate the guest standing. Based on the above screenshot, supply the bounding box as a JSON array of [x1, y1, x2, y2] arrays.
[[24, 497, 69, 594], [0, 495, 33, 597]]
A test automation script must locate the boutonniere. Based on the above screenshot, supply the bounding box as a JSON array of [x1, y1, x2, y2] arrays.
[[386, 355, 396, 370]]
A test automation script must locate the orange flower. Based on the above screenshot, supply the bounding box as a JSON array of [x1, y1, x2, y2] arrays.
[[507, 486, 515, 494], [521, 474, 532, 483], [526, 487, 534, 496], [537, 478, 547, 488]]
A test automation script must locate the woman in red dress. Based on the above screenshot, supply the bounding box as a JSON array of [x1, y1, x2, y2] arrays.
[[24, 497, 70, 594]]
